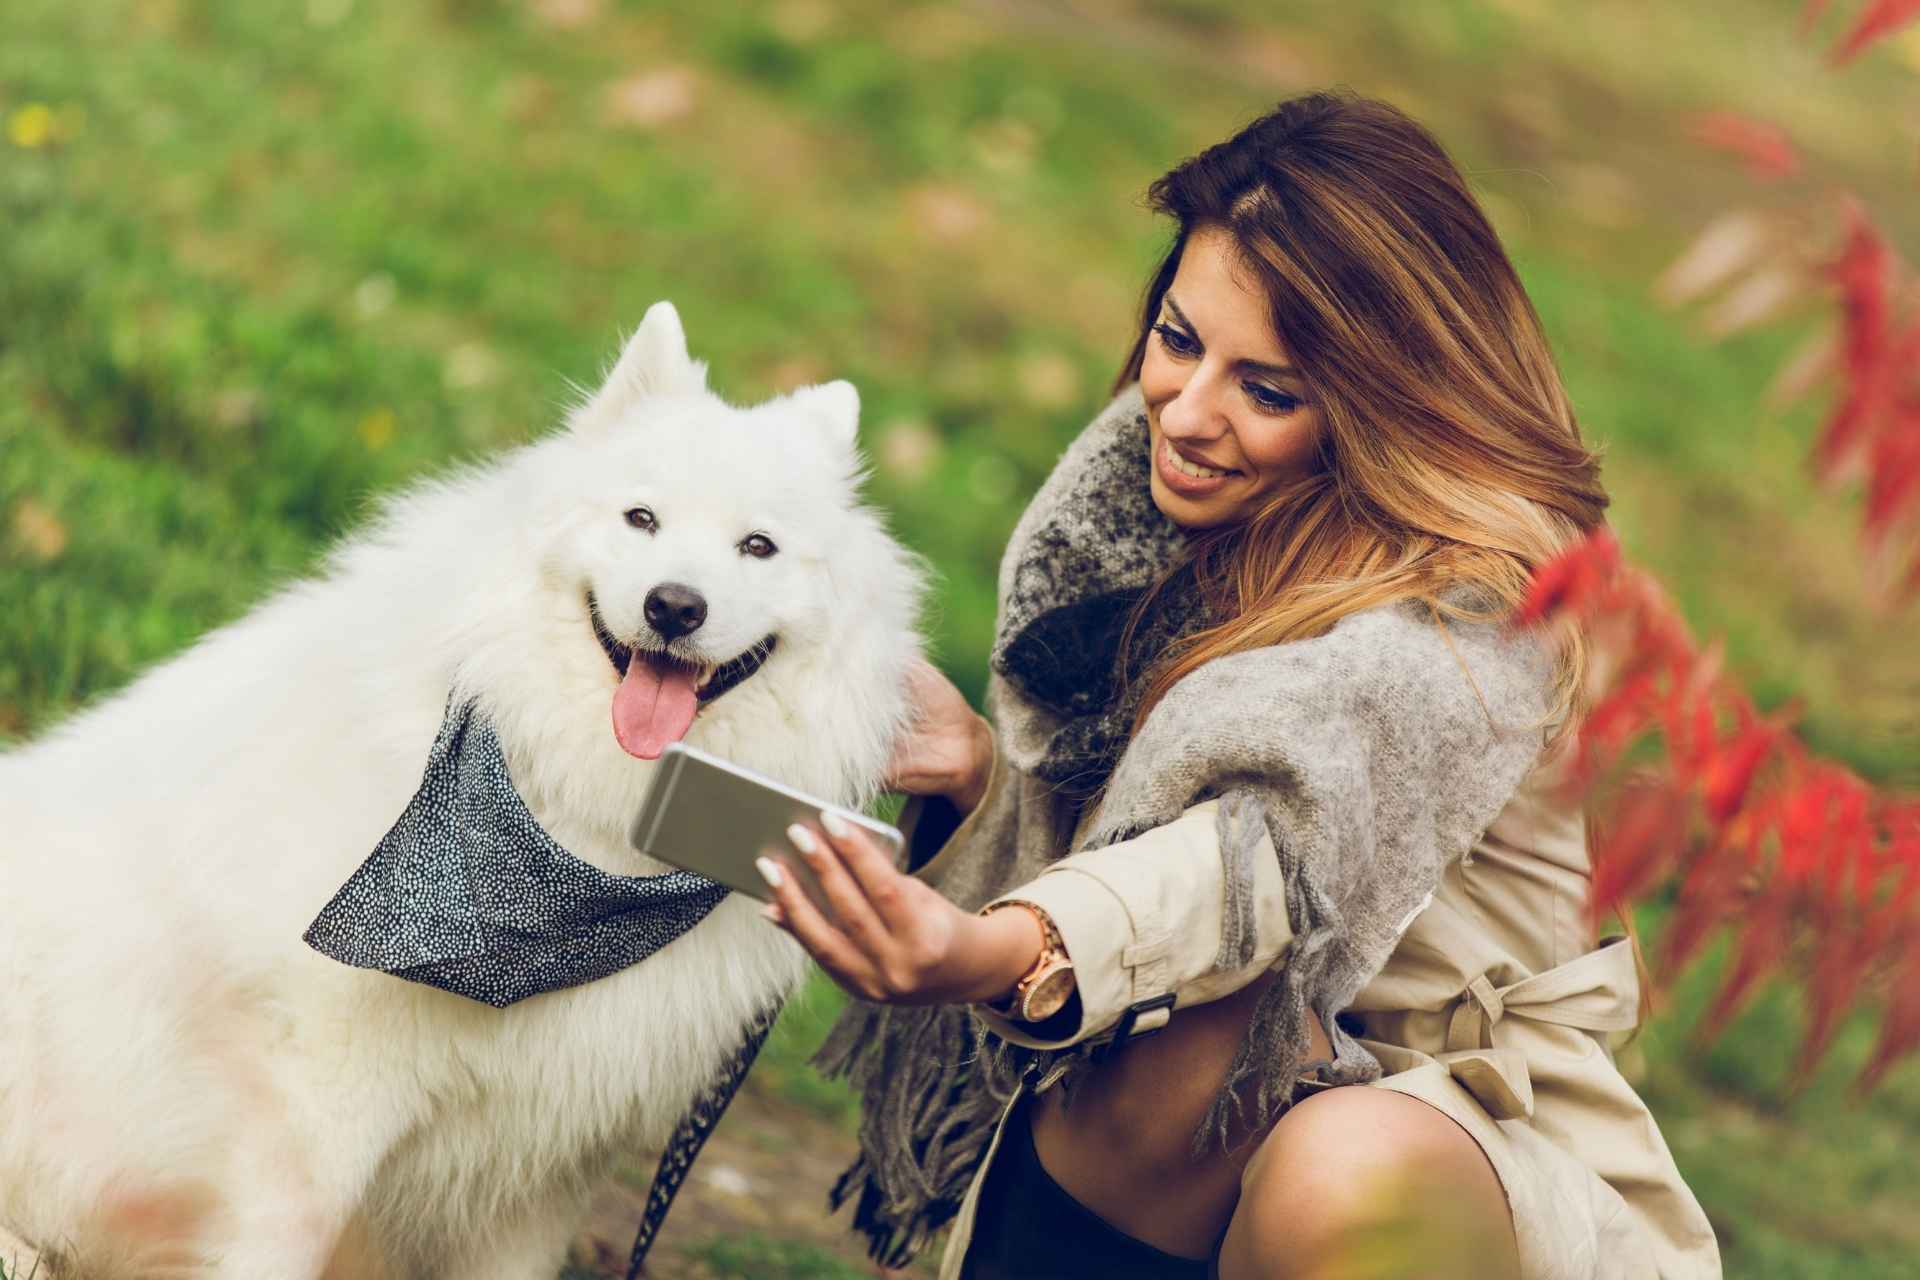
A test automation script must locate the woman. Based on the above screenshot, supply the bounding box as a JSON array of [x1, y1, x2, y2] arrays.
[[758, 92, 1721, 1279]]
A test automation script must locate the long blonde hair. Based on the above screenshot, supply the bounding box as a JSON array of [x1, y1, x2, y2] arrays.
[[1116, 91, 1607, 736]]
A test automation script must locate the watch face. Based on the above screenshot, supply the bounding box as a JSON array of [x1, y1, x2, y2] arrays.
[[1022, 964, 1075, 1022]]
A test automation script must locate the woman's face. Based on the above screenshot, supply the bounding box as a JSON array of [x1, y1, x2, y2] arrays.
[[1141, 225, 1325, 530]]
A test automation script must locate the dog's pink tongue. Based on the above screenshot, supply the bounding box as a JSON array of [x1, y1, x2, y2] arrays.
[[611, 657, 699, 759]]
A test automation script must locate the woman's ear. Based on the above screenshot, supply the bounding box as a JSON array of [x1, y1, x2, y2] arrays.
[[576, 301, 710, 430]]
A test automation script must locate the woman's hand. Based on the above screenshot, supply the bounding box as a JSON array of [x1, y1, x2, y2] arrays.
[[758, 810, 1042, 1006], [884, 658, 994, 815]]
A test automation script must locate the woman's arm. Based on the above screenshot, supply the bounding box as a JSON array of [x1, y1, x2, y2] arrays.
[[758, 793, 1296, 1048]]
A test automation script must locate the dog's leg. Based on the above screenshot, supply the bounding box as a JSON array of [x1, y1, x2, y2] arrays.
[[0, 1225, 43, 1280], [206, 1198, 349, 1280], [196, 1132, 374, 1280], [429, 1191, 589, 1280]]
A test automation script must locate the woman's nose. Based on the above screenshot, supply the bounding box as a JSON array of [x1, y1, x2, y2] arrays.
[[1158, 373, 1226, 442]]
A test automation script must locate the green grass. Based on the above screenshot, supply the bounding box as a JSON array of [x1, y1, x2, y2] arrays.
[[6, 0, 1919, 1275], [688, 1233, 873, 1280]]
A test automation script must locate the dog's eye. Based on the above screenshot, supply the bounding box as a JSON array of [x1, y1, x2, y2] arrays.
[[623, 506, 657, 533], [739, 533, 778, 559]]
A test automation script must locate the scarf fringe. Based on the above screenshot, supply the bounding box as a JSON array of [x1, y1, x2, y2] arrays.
[[1195, 799, 1383, 1149], [814, 1000, 1011, 1265]]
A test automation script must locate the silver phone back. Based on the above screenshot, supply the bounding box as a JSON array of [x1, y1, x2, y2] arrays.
[[630, 743, 903, 911]]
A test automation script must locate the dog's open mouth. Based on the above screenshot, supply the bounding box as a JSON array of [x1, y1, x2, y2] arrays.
[[588, 592, 777, 759]]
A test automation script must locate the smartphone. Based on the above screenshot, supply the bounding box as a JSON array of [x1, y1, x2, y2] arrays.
[[629, 742, 904, 919]]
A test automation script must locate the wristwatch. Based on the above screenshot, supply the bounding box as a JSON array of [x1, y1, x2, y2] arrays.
[[980, 901, 1076, 1023]]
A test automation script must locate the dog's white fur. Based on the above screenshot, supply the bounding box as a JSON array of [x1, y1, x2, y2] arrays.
[[0, 303, 924, 1278]]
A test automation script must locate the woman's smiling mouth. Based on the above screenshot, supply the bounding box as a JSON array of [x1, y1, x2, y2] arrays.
[[1156, 436, 1241, 496]]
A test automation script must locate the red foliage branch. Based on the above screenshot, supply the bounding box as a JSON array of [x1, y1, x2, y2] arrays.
[[1663, 194, 1920, 599], [1513, 529, 1920, 1091], [1808, 0, 1920, 64], [1689, 112, 1803, 181], [1665, 0, 1920, 597]]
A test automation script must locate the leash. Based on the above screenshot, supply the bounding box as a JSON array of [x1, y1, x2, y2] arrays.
[[624, 1005, 779, 1278]]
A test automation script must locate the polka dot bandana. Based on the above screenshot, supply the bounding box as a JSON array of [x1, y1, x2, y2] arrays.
[[303, 697, 731, 1008]]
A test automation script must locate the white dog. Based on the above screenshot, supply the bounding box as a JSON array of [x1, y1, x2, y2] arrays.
[[0, 302, 924, 1278]]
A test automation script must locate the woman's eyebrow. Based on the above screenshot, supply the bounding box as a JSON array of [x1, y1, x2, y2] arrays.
[[1163, 294, 1301, 380]]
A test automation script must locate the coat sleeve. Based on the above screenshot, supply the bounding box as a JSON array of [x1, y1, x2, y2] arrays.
[[970, 796, 1295, 1050], [895, 735, 1295, 1051]]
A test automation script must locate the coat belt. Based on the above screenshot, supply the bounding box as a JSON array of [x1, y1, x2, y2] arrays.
[[1436, 936, 1641, 1121]]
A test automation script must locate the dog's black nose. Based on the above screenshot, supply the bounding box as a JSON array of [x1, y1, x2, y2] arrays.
[[643, 583, 707, 640]]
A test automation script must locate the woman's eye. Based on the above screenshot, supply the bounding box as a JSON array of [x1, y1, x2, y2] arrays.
[[1153, 322, 1200, 358], [740, 532, 778, 559], [1244, 381, 1302, 415], [623, 506, 658, 532]]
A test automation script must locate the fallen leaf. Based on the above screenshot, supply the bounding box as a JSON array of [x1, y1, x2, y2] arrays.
[[444, 343, 499, 391], [602, 67, 699, 131], [765, 356, 826, 391], [6, 103, 55, 149], [905, 183, 988, 242], [529, 0, 601, 30], [1015, 352, 1081, 411], [877, 418, 943, 483], [211, 387, 263, 431], [357, 407, 397, 451], [354, 272, 396, 318], [769, 0, 833, 42], [10, 498, 69, 562], [968, 454, 1019, 505]]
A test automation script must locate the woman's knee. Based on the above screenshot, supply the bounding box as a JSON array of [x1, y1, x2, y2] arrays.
[[1217, 1086, 1519, 1280]]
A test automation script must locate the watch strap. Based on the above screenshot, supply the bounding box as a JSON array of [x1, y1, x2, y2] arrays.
[[980, 901, 1075, 1023]]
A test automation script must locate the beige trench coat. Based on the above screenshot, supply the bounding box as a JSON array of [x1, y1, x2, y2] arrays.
[[917, 737, 1722, 1279]]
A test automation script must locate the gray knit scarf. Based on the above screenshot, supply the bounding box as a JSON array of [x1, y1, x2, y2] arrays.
[[816, 386, 1557, 1266]]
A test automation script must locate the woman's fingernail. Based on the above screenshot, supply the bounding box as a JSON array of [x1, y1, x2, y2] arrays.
[[786, 823, 819, 855], [755, 856, 784, 889], [819, 809, 853, 839], [760, 904, 783, 925]]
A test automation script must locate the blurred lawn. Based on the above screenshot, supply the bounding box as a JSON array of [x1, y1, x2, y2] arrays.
[[5, 1, 1919, 1276]]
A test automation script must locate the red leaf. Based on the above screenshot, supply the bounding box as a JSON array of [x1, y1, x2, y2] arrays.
[[1511, 526, 1621, 628], [1661, 824, 1760, 975], [1699, 712, 1787, 823], [1697, 894, 1794, 1042], [1856, 930, 1920, 1092], [1589, 784, 1695, 918], [1565, 669, 1663, 797], [1690, 113, 1802, 181], [1831, 0, 1920, 64], [1814, 203, 1898, 480], [1862, 397, 1920, 548], [1793, 925, 1879, 1087]]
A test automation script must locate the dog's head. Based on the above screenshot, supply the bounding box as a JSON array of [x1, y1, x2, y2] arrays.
[[530, 302, 922, 774]]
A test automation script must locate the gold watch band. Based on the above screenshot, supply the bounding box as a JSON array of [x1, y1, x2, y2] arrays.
[[979, 901, 1076, 1023]]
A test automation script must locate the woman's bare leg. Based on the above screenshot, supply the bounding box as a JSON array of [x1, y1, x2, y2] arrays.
[[1216, 1086, 1519, 1280]]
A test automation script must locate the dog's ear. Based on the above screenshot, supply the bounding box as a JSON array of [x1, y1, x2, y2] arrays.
[[582, 301, 709, 424], [785, 380, 860, 450]]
